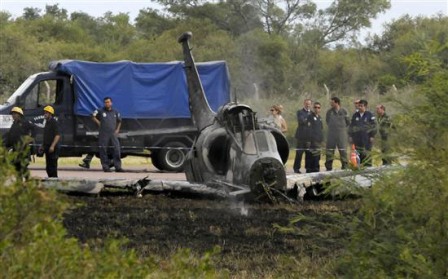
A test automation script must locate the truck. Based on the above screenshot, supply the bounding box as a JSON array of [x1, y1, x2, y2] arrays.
[[0, 60, 231, 172]]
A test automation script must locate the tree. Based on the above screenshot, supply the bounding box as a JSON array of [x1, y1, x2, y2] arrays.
[[44, 4, 68, 20], [301, 0, 391, 48], [369, 15, 448, 86], [96, 12, 136, 50], [234, 29, 291, 98], [22, 7, 41, 20], [154, 0, 263, 35], [135, 8, 176, 39], [70, 12, 102, 43], [251, 0, 316, 35], [0, 24, 46, 97]]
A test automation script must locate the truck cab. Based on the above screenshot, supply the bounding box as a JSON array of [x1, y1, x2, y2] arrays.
[[1, 72, 75, 149]]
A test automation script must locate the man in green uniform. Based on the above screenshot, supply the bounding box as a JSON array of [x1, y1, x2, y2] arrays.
[[376, 104, 392, 165], [325, 97, 350, 171]]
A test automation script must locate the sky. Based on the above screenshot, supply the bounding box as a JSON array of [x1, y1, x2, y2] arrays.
[[1, 0, 447, 38]]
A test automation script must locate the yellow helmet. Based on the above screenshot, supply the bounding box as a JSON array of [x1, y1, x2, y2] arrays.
[[10, 107, 24, 116], [43, 105, 55, 115]]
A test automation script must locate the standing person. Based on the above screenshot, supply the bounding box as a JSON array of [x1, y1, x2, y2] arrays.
[[348, 99, 377, 167], [304, 102, 324, 173], [79, 153, 94, 169], [293, 99, 312, 173], [3, 107, 35, 179], [376, 104, 392, 165], [93, 97, 123, 172], [325, 97, 350, 171], [78, 152, 114, 169], [40, 105, 60, 178], [268, 104, 288, 133], [354, 99, 360, 113]]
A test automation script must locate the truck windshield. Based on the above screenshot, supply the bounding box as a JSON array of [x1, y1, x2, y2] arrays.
[[0, 74, 37, 108]]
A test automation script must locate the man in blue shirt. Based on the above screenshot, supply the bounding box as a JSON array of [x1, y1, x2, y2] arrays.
[[93, 97, 123, 172]]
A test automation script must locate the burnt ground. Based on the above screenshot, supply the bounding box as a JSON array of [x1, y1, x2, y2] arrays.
[[63, 191, 359, 274]]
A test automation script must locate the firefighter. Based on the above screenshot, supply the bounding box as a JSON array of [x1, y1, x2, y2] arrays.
[[40, 105, 60, 177], [3, 107, 35, 179]]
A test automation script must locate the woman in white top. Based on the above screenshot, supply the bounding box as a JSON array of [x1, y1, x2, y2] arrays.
[[269, 104, 288, 133]]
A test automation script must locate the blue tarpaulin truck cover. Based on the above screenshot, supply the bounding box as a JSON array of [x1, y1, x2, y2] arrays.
[[49, 60, 231, 119]]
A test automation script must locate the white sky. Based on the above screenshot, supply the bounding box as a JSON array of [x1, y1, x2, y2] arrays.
[[1, 0, 447, 38]]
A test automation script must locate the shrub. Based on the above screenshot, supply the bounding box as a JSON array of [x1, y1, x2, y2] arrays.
[[337, 71, 448, 277], [0, 145, 222, 278]]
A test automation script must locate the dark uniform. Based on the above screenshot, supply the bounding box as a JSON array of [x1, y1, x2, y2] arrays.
[[43, 117, 60, 177], [377, 113, 392, 165], [325, 108, 350, 170], [293, 108, 311, 173], [348, 111, 377, 166], [304, 112, 323, 173], [4, 118, 35, 178], [94, 107, 122, 171]]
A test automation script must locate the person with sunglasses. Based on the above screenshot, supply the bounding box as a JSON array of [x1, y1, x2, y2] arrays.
[[293, 99, 312, 173], [304, 102, 324, 173], [268, 104, 288, 133]]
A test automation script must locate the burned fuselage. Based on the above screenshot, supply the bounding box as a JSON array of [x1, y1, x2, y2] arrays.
[[178, 32, 289, 196]]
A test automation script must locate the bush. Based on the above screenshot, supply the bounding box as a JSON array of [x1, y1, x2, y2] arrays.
[[0, 145, 222, 278], [336, 71, 448, 277]]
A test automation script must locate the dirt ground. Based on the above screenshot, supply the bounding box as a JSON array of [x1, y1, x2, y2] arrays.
[[62, 190, 358, 274]]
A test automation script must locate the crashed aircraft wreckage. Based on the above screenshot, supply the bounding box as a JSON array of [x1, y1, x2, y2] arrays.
[[40, 166, 391, 201], [40, 32, 392, 202]]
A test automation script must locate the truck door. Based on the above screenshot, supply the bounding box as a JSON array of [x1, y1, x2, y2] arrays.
[[19, 75, 74, 151]]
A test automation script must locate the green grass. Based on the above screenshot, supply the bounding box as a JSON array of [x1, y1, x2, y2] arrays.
[[31, 156, 152, 167]]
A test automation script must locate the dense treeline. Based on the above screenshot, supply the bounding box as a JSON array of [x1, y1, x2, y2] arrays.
[[1, 1, 446, 102]]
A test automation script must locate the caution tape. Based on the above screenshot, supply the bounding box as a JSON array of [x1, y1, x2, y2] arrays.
[[26, 143, 362, 152], [28, 143, 191, 151]]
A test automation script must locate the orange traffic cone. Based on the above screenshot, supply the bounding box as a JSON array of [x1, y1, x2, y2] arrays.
[[350, 144, 359, 168]]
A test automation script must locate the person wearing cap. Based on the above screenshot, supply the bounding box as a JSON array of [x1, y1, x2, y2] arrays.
[[92, 97, 123, 172], [348, 99, 377, 167], [40, 105, 60, 177], [3, 107, 35, 178]]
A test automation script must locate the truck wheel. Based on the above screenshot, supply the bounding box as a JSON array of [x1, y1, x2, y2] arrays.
[[150, 150, 164, 171], [158, 142, 188, 172]]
